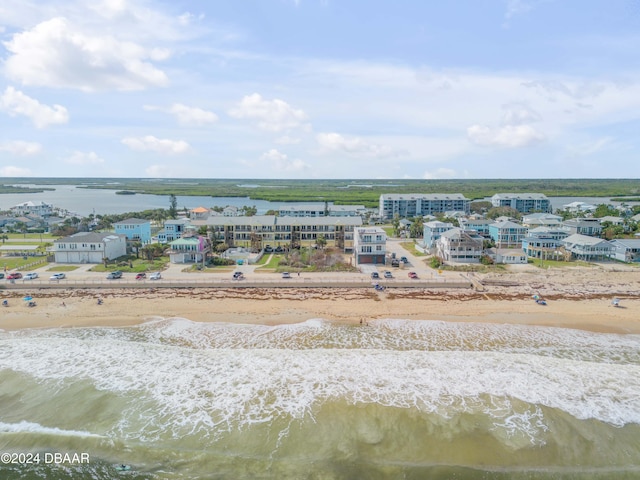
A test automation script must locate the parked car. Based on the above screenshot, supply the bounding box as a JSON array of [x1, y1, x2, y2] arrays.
[[0, 273, 4, 279], [391, 259, 400, 267], [408, 271, 418, 279], [149, 272, 162, 280], [264, 245, 273, 253], [371, 272, 379, 279], [232, 271, 244, 280], [7, 272, 22, 280], [135, 273, 146, 280], [282, 272, 291, 279], [50, 273, 66, 280], [383, 271, 393, 279], [106, 271, 123, 279], [24, 272, 39, 280], [400, 256, 409, 263]]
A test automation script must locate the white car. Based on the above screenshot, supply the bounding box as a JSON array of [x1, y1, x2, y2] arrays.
[[149, 272, 162, 280], [50, 273, 66, 280], [24, 272, 39, 280], [281, 272, 291, 279]]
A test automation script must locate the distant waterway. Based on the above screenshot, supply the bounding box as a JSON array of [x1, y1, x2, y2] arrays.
[[1, 185, 636, 217], [0, 185, 294, 216]]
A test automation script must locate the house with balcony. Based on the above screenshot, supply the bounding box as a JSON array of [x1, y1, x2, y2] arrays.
[[488, 220, 528, 248], [491, 193, 552, 213], [353, 227, 387, 265], [522, 234, 567, 261], [435, 228, 483, 263], [53, 232, 127, 264], [113, 218, 151, 244], [609, 239, 640, 263], [223, 206, 239, 217], [458, 218, 493, 237], [189, 207, 211, 220], [157, 218, 192, 243], [561, 234, 613, 261], [563, 218, 602, 237], [168, 235, 210, 264], [10, 201, 53, 217], [423, 221, 455, 250]]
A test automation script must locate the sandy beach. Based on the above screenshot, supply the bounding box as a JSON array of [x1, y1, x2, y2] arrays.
[[2, 266, 639, 333]]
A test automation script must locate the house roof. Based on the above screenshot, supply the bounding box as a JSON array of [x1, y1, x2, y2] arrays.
[[562, 234, 611, 246], [380, 193, 469, 201], [609, 239, 640, 248], [191, 206, 209, 213], [490, 220, 526, 229], [522, 213, 562, 220], [54, 232, 125, 243], [113, 218, 150, 225], [492, 193, 549, 200]]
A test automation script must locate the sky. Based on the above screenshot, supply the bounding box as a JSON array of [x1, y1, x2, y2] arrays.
[[1, 0, 640, 180]]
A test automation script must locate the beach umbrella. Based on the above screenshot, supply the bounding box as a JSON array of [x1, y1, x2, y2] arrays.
[[23, 296, 33, 301]]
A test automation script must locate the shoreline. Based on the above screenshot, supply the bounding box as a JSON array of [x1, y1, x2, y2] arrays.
[[1, 286, 638, 334]]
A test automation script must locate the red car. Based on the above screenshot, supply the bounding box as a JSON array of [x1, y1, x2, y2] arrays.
[[7, 272, 23, 280], [135, 273, 146, 280], [408, 271, 418, 279]]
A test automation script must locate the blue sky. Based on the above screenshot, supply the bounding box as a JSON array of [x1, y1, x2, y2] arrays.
[[1, 0, 639, 179]]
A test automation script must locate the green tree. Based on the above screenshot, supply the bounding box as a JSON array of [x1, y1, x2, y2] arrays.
[[392, 214, 400, 237], [0, 234, 8, 243], [316, 234, 327, 250], [409, 217, 424, 238], [593, 204, 618, 218], [168, 194, 178, 219]]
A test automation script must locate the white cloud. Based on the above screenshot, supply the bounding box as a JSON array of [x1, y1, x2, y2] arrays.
[[145, 164, 178, 177], [3, 17, 169, 91], [65, 151, 105, 165], [0, 86, 69, 128], [260, 149, 309, 171], [501, 103, 541, 125], [0, 165, 32, 176], [274, 135, 302, 145], [316, 132, 401, 158], [122, 135, 191, 154], [229, 93, 309, 132], [422, 168, 458, 179], [145, 103, 218, 125], [0, 140, 42, 156], [467, 124, 545, 148]]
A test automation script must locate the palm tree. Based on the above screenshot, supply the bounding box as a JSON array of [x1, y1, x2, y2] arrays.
[[0, 234, 8, 244]]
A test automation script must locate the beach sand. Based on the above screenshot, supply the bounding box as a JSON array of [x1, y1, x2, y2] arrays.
[[2, 266, 639, 334]]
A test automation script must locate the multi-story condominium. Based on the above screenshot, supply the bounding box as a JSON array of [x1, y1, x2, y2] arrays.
[[168, 236, 210, 263], [561, 234, 613, 261], [277, 204, 366, 217], [53, 232, 126, 264], [563, 218, 602, 237], [488, 220, 528, 248], [491, 193, 552, 213], [521, 213, 563, 228], [113, 218, 152, 244], [353, 227, 387, 265], [157, 218, 191, 243], [609, 239, 640, 263], [423, 221, 455, 249], [458, 218, 493, 237], [192, 215, 361, 252], [379, 194, 470, 220], [435, 228, 484, 263], [11, 201, 53, 217]]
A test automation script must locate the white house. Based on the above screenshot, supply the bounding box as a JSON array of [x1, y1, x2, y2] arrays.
[[353, 227, 387, 265], [53, 232, 127, 264], [561, 234, 613, 261], [521, 213, 563, 228], [435, 228, 484, 263], [11, 201, 53, 217], [223, 206, 239, 217], [487, 248, 528, 264], [609, 239, 640, 263]]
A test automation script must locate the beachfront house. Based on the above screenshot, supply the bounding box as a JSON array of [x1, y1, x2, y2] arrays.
[[609, 239, 640, 263], [488, 220, 528, 248], [168, 235, 210, 264], [422, 221, 455, 250], [53, 232, 127, 264], [378, 194, 470, 220], [113, 218, 152, 244], [435, 228, 483, 263], [486, 248, 528, 264], [522, 234, 567, 261], [563, 218, 602, 237], [491, 193, 552, 214], [561, 234, 613, 261], [353, 227, 387, 265]]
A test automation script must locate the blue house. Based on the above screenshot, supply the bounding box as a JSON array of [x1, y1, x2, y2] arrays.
[[113, 218, 151, 244], [157, 218, 192, 243], [423, 221, 454, 249], [489, 220, 528, 248]]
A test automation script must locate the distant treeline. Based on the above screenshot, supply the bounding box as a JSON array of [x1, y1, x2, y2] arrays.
[[3, 178, 640, 208]]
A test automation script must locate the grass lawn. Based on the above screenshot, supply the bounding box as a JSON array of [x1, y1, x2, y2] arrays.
[[2, 233, 56, 240], [255, 254, 282, 270], [1, 256, 48, 271], [381, 225, 396, 238], [530, 259, 595, 268], [400, 241, 428, 257], [90, 256, 169, 273]]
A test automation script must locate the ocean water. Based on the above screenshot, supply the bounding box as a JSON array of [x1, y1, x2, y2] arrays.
[[1, 318, 639, 479]]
